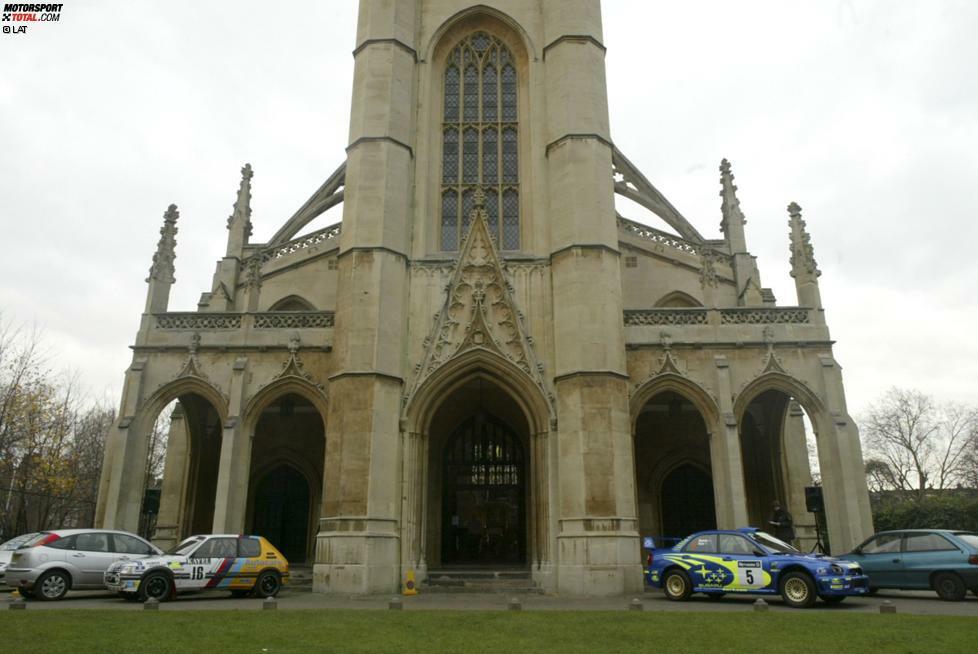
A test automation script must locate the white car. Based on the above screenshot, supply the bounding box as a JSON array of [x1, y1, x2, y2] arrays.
[[105, 534, 289, 602]]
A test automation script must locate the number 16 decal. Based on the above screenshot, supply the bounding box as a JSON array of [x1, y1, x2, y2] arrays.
[[191, 566, 205, 581]]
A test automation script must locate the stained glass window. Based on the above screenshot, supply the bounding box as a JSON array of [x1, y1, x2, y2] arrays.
[[442, 190, 458, 251], [440, 32, 519, 251], [443, 128, 458, 184]]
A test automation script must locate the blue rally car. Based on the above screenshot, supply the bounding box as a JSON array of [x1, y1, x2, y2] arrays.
[[645, 528, 870, 608]]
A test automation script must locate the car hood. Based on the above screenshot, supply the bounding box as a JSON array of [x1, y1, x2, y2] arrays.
[[108, 555, 188, 572]]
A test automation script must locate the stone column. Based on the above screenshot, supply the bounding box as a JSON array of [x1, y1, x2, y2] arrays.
[[211, 357, 252, 533], [314, 0, 417, 595], [541, 0, 640, 595], [813, 354, 874, 553], [780, 401, 814, 547], [712, 356, 750, 528], [96, 358, 151, 532], [153, 405, 190, 549], [399, 431, 425, 582]]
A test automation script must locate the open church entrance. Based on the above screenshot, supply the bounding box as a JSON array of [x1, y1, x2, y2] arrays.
[[634, 391, 717, 545], [442, 414, 526, 565], [246, 393, 325, 564], [252, 465, 310, 564]]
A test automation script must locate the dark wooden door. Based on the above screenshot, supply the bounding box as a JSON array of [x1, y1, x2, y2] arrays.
[[253, 465, 310, 564], [661, 464, 717, 540]]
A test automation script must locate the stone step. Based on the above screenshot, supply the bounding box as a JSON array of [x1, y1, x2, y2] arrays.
[[422, 569, 541, 594], [425, 569, 531, 581]]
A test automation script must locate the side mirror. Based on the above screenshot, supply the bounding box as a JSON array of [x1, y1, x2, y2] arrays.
[[752, 550, 766, 557]]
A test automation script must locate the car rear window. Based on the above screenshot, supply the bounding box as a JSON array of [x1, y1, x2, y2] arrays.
[[239, 538, 261, 558], [683, 534, 717, 553], [1, 533, 40, 550], [45, 535, 77, 550], [953, 533, 978, 549], [904, 533, 956, 552]]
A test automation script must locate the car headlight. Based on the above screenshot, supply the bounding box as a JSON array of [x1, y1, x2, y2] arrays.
[[830, 564, 845, 575]]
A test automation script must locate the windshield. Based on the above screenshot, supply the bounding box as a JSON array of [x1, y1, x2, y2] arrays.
[[954, 533, 978, 549], [749, 530, 800, 554], [1, 533, 40, 551], [166, 536, 205, 556]]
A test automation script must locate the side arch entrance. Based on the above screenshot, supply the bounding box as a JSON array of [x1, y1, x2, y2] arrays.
[[245, 392, 326, 564], [633, 390, 718, 544]]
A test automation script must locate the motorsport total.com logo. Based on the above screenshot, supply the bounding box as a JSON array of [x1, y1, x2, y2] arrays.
[[2, 3, 63, 34]]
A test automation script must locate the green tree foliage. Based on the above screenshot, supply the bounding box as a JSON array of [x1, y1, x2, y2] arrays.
[[872, 492, 978, 532]]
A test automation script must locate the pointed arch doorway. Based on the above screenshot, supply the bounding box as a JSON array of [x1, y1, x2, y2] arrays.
[[441, 413, 526, 565]]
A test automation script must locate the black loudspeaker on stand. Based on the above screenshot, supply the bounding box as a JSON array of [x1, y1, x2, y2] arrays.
[[804, 486, 827, 554]]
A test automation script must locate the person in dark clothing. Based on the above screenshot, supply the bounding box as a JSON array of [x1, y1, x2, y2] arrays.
[[768, 500, 795, 544]]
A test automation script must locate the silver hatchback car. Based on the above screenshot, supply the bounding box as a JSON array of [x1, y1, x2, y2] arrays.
[[6, 529, 161, 600]]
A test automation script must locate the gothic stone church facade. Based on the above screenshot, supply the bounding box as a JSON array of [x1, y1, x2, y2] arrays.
[[95, 1, 873, 595]]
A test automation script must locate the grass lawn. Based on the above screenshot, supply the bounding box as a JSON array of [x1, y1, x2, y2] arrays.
[[2, 610, 976, 653]]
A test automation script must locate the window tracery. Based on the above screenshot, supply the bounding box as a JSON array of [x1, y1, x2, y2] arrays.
[[441, 32, 519, 251]]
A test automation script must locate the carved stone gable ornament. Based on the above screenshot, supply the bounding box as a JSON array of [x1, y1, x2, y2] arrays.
[[268, 332, 326, 396], [406, 194, 553, 413]]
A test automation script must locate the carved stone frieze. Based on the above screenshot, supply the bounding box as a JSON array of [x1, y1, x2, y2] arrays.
[[624, 309, 708, 326], [253, 312, 335, 329]]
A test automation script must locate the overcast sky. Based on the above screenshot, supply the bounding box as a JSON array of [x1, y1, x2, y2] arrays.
[[1, 1, 976, 418]]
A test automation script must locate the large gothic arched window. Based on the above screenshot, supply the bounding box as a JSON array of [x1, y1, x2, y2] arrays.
[[441, 32, 519, 251]]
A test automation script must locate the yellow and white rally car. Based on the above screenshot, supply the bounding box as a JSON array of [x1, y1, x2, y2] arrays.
[[104, 534, 289, 602]]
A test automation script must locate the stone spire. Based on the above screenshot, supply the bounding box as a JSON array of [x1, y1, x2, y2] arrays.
[[788, 202, 822, 308], [718, 159, 763, 305], [145, 204, 179, 313], [225, 163, 253, 257], [719, 158, 748, 254]]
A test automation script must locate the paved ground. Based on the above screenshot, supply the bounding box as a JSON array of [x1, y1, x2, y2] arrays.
[[5, 587, 977, 616]]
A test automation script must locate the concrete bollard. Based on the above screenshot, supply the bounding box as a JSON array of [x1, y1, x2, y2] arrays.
[[388, 596, 403, 610], [753, 598, 769, 612], [508, 597, 522, 611], [629, 598, 643, 612], [8, 597, 26, 611], [879, 600, 896, 614], [143, 598, 159, 611], [263, 597, 277, 610]]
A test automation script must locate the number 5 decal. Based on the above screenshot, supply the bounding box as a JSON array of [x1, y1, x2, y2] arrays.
[[737, 560, 765, 588]]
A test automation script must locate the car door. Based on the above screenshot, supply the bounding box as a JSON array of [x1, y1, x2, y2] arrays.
[[900, 532, 959, 589], [71, 532, 116, 587], [853, 532, 904, 587], [719, 533, 772, 593], [187, 537, 239, 590]]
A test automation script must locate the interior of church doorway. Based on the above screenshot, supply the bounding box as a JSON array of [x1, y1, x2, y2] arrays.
[[252, 465, 310, 564], [740, 389, 816, 548], [633, 391, 717, 544], [441, 413, 526, 566], [246, 392, 325, 564], [660, 464, 716, 539], [149, 393, 223, 547]]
